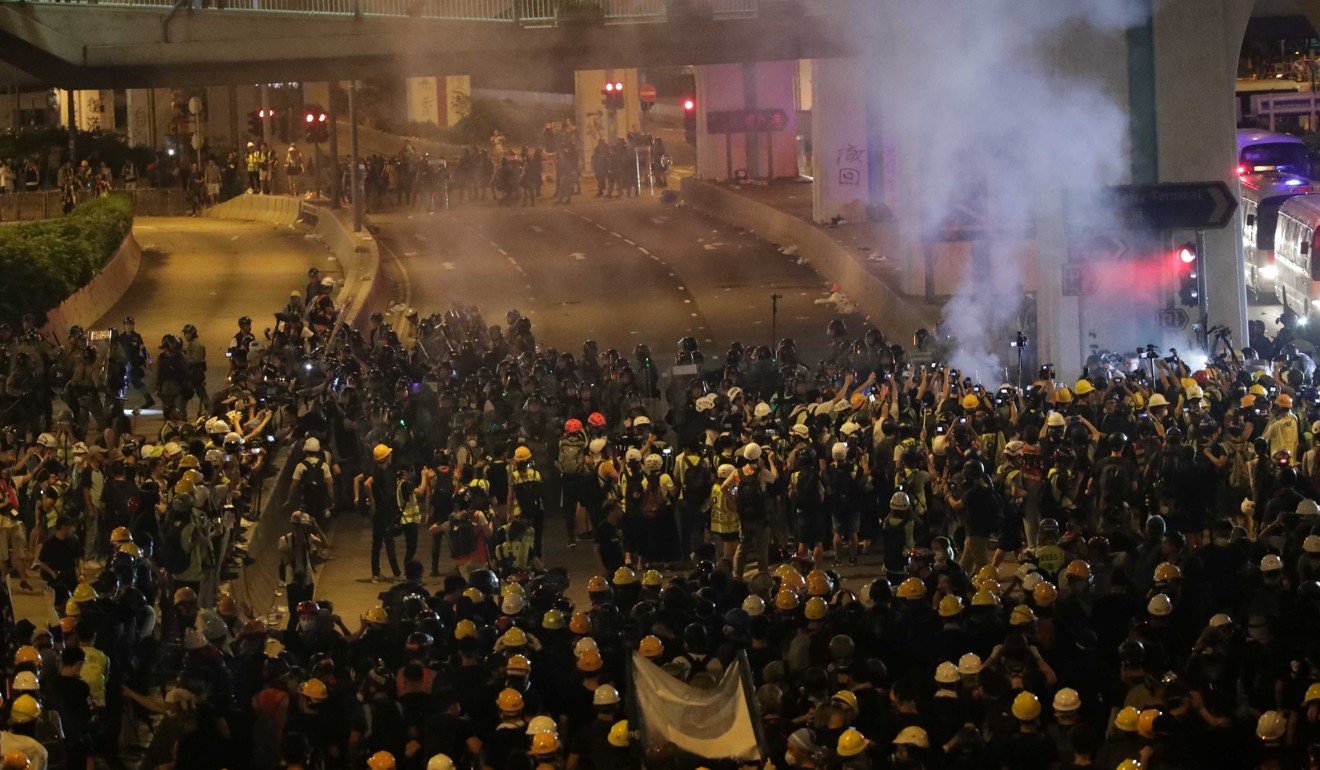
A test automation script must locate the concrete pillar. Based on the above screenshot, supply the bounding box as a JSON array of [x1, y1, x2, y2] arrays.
[[205, 86, 236, 155], [574, 68, 640, 158], [811, 57, 870, 224], [691, 61, 798, 181]]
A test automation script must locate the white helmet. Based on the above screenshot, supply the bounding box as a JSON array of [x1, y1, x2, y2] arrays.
[[1299, 499, 1320, 517], [743, 444, 763, 461], [573, 637, 598, 658], [1147, 393, 1169, 408], [789, 424, 810, 438], [727, 387, 743, 402], [695, 395, 716, 413], [625, 448, 643, 463], [1208, 613, 1234, 628], [890, 491, 911, 510], [753, 402, 771, 418], [501, 594, 526, 615], [1147, 593, 1173, 617], [1261, 554, 1284, 572], [303, 437, 320, 453], [931, 435, 948, 456], [206, 418, 227, 435], [934, 662, 959, 685], [525, 715, 557, 735], [633, 415, 652, 428], [11, 671, 39, 693], [839, 421, 859, 437], [742, 595, 766, 617], [1022, 572, 1043, 592], [717, 463, 735, 480], [592, 684, 621, 706], [831, 442, 849, 461], [588, 438, 608, 454], [643, 454, 663, 472], [1052, 687, 1081, 713]]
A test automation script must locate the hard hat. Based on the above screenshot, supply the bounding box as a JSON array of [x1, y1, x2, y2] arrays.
[[1185, 384, 1204, 400], [367, 751, 396, 770], [804, 597, 828, 621], [831, 689, 859, 713], [513, 446, 532, 462], [119, 542, 142, 558], [1153, 562, 1182, 583], [500, 594, 525, 615], [9, 695, 40, 723], [593, 684, 621, 706], [639, 635, 664, 658], [542, 609, 565, 630], [780, 570, 806, 595], [644, 453, 664, 471], [896, 577, 925, 599], [642, 569, 664, 587], [564, 418, 584, 433], [1117, 761, 1143, 770], [775, 590, 800, 611], [216, 594, 239, 618], [110, 526, 133, 544], [890, 491, 911, 510], [577, 649, 603, 672], [961, 394, 979, 410], [64, 599, 80, 618], [14, 646, 40, 666], [496, 688, 525, 713], [506, 654, 531, 676], [364, 606, 389, 625], [836, 727, 867, 758], [934, 662, 960, 684], [1261, 554, 1284, 572], [742, 595, 766, 617], [588, 438, 608, 454], [1277, 394, 1294, 409], [1114, 705, 1140, 732], [1032, 582, 1057, 607], [893, 725, 929, 748], [608, 720, 630, 748], [72, 583, 97, 603], [938, 594, 964, 618], [831, 442, 849, 461], [299, 678, 329, 701], [625, 448, 643, 463], [1208, 613, 1234, 628], [303, 436, 320, 453], [613, 566, 638, 586], [426, 756, 455, 770], [1074, 379, 1095, 396], [971, 589, 1000, 607], [1258, 710, 1286, 740], [1052, 687, 1081, 713], [1306, 535, 1320, 554], [1299, 499, 1320, 517], [570, 612, 592, 635], [453, 620, 477, 640], [587, 575, 610, 593], [500, 628, 527, 648], [1147, 593, 1173, 617], [1137, 708, 1161, 739], [588, 412, 607, 428], [754, 401, 772, 418], [1306, 683, 1320, 705], [1053, 387, 1073, 404], [462, 588, 484, 603], [1046, 411, 1066, 428], [0, 754, 28, 770], [633, 414, 653, 427], [1022, 572, 1043, 593], [1009, 604, 1037, 626], [806, 570, 832, 597], [11, 672, 38, 693], [530, 731, 561, 755], [716, 463, 735, 479], [1011, 691, 1042, 721], [1147, 393, 1169, 408], [372, 444, 393, 462], [526, 715, 557, 737], [743, 443, 763, 461], [1064, 559, 1092, 580]]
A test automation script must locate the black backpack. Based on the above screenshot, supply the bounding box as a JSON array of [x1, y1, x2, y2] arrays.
[[300, 456, 328, 510], [512, 475, 545, 515], [448, 511, 478, 559], [680, 455, 713, 505], [795, 469, 826, 511], [736, 472, 767, 523], [158, 515, 191, 574]]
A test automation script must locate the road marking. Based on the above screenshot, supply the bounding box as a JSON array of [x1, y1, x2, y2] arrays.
[[572, 253, 587, 261], [442, 262, 455, 270], [622, 238, 636, 246]]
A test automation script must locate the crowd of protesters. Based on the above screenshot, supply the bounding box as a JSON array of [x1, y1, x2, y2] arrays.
[[7, 255, 1320, 770]]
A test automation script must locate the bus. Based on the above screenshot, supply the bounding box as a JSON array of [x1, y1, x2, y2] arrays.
[[1273, 193, 1320, 311], [1240, 173, 1312, 297], [1237, 129, 1312, 177]]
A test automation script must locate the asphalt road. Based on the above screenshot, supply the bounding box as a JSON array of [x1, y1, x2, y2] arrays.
[[312, 193, 874, 621]]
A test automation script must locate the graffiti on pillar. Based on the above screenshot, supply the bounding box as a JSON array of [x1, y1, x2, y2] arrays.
[[834, 143, 866, 186]]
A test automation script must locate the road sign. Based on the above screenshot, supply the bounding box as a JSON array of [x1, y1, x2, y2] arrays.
[[1061, 263, 1097, 296], [1110, 181, 1238, 230], [639, 84, 657, 104], [1158, 308, 1190, 329]]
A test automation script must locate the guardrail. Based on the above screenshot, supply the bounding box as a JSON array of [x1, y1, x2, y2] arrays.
[[0, 188, 192, 222], [9, 0, 831, 22]]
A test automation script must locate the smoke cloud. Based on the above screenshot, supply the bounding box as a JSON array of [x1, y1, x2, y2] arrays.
[[863, 0, 1145, 377]]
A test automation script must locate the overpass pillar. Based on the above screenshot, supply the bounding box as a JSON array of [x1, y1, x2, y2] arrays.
[[574, 68, 641, 158], [810, 57, 870, 224], [692, 61, 798, 181]]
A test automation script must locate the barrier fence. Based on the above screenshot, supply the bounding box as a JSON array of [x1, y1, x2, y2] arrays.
[[0, 188, 192, 222]]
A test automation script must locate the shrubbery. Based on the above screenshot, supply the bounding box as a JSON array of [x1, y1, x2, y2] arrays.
[[0, 195, 134, 324]]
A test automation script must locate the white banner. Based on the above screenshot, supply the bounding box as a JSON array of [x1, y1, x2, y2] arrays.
[[629, 651, 762, 762]]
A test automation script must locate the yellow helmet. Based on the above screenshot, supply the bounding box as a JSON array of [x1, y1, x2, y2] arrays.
[[1, 752, 29, 770], [971, 589, 1000, 607], [1031, 582, 1057, 607], [530, 731, 561, 756], [373, 444, 393, 462], [500, 628, 528, 648], [587, 576, 610, 594], [496, 688, 525, 713], [608, 720, 630, 748], [366, 751, 396, 770], [612, 566, 637, 586], [806, 569, 833, 597], [542, 610, 565, 630], [118, 542, 142, 558], [775, 590, 800, 612], [642, 569, 664, 588], [9, 695, 40, 724], [13, 646, 39, 666], [1114, 705, 1140, 732], [1053, 387, 1073, 404], [1074, 379, 1095, 396], [772, 564, 796, 580], [363, 606, 388, 625], [804, 597, 828, 621], [836, 727, 867, 758], [501, 581, 526, 598], [1305, 682, 1320, 705], [1250, 383, 1268, 397], [454, 620, 477, 640], [831, 689, 859, 713], [1011, 691, 1041, 721], [779, 569, 806, 595], [513, 446, 533, 462], [110, 526, 133, 544], [64, 598, 80, 618], [1064, 559, 1091, 580], [974, 565, 998, 583], [1116, 761, 1144, 770], [1009, 604, 1037, 626], [938, 594, 964, 618], [1153, 562, 1182, 584], [299, 678, 329, 701], [506, 654, 531, 676], [72, 583, 97, 604], [639, 635, 664, 659], [896, 577, 925, 599], [1137, 708, 1161, 739], [961, 394, 980, 410], [577, 649, 603, 673], [462, 587, 484, 603], [570, 612, 592, 635]]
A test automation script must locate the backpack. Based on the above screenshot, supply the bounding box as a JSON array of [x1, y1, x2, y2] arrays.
[[736, 472, 767, 523], [641, 475, 666, 519], [300, 456, 328, 510], [826, 462, 857, 508], [1095, 459, 1128, 510], [158, 515, 191, 574], [557, 437, 587, 476], [448, 511, 478, 559], [680, 455, 713, 505], [464, 481, 490, 513], [795, 469, 825, 511], [512, 474, 545, 515]]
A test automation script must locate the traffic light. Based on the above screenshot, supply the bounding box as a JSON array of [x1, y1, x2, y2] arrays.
[[248, 108, 275, 140], [303, 105, 329, 144], [1176, 241, 1200, 306], [683, 98, 696, 145], [601, 81, 625, 111]]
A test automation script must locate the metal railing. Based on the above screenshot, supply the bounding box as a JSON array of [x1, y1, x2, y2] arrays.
[[11, 0, 834, 22], [0, 188, 192, 222]]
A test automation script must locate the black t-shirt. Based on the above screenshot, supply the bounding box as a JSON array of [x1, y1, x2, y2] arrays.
[[964, 484, 1001, 537], [40, 534, 81, 582], [595, 520, 624, 572]]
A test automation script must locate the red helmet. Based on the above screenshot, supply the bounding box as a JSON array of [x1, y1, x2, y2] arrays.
[[588, 412, 607, 428], [565, 419, 584, 433], [296, 601, 318, 616]]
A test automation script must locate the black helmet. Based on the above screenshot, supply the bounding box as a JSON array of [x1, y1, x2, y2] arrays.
[[961, 459, 984, 481], [828, 634, 856, 662], [238, 315, 252, 326], [469, 569, 500, 597], [1107, 432, 1128, 452], [867, 578, 892, 605], [1118, 639, 1146, 667], [826, 319, 847, 339]]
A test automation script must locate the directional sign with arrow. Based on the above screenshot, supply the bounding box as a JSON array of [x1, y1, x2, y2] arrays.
[[1110, 181, 1238, 230]]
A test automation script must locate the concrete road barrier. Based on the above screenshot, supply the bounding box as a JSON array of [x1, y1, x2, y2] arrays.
[[42, 233, 142, 336]]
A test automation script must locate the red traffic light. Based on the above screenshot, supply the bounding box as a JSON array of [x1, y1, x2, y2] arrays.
[[318, 113, 327, 122], [683, 98, 696, 112], [305, 113, 315, 123], [613, 81, 624, 91], [1178, 244, 1196, 264], [604, 82, 615, 92], [258, 109, 274, 118]]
